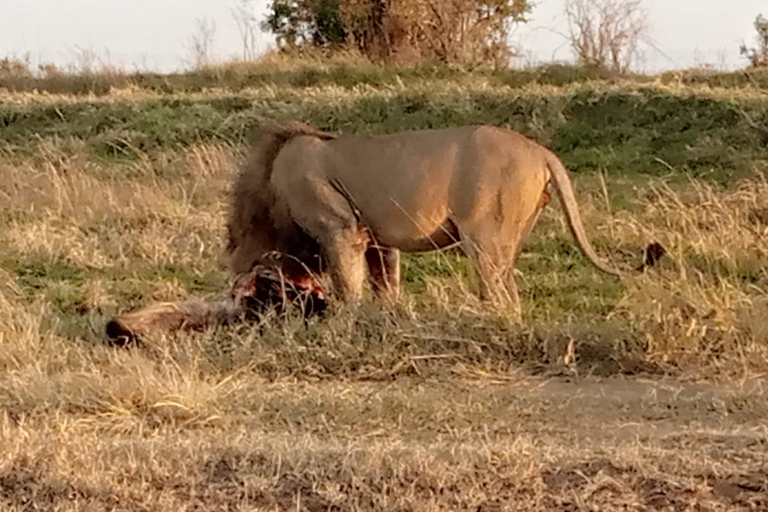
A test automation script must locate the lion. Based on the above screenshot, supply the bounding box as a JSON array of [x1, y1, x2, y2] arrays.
[[227, 121, 636, 320]]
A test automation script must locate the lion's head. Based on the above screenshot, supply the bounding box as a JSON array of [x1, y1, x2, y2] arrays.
[[226, 121, 335, 277]]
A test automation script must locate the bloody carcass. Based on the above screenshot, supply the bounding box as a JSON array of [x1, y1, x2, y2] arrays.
[[105, 263, 329, 346]]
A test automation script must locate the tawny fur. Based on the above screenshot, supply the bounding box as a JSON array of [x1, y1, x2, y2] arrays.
[[227, 121, 635, 320]]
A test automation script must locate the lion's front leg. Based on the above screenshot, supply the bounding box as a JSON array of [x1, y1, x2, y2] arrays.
[[366, 246, 400, 305], [275, 174, 369, 303], [321, 227, 369, 302]]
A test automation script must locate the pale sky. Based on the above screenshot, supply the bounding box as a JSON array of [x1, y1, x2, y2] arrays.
[[0, 0, 764, 73]]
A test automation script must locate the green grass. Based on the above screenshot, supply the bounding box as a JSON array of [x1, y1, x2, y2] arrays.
[[3, 83, 767, 184]]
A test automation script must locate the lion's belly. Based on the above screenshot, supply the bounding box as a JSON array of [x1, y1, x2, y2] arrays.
[[345, 174, 456, 251], [329, 145, 458, 251], [367, 213, 459, 252]]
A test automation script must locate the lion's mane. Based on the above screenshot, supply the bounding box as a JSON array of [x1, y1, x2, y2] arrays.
[[226, 121, 336, 275]]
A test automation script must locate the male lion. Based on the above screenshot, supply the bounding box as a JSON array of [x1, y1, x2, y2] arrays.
[[228, 121, 625, 319]]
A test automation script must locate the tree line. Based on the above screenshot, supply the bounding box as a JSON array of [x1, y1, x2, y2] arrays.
[[257, 0, 767, 70], [262, 0, 529, 67]]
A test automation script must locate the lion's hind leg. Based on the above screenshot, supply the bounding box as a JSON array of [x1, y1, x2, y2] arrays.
[[458, 189, 546, 322], [462, 238, 521, 320]]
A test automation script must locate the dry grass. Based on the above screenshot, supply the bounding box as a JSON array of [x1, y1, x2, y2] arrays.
[[1, 115, 768, 508], [4, 48, 768, 97], [0, 77, 765, 109], [604, 176, 768, 371], [1, 371, 767, 510]]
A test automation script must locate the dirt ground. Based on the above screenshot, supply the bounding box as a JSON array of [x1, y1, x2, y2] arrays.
[[2, 371, 767, 511]]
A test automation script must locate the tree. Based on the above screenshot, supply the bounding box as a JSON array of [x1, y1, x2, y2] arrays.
[[262, 0, 530, 65], [263, 0, 346, 47], [740, 14, 768, 68], [564, 0, 648, 73], [231, 0, 261, 60], [188, 17, 217, 68]]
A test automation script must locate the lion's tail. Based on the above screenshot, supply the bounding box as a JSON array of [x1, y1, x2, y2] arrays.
[[227, 122, 335, 273], [545, 153, 622, 277]]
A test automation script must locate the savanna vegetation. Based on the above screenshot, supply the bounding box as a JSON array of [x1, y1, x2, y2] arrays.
[[1, 51, 768, 509]]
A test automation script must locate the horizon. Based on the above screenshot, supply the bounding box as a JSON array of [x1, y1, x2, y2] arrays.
[[0, 0, 765, 73]]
